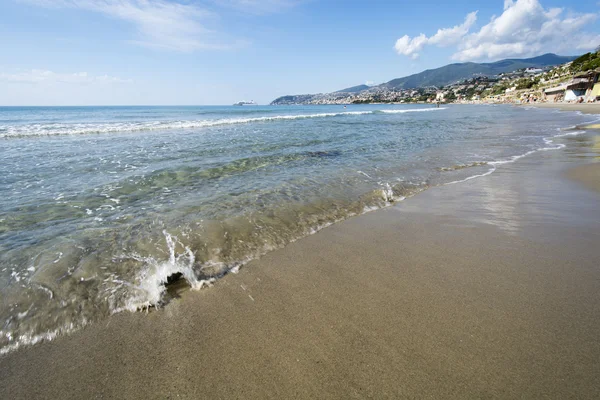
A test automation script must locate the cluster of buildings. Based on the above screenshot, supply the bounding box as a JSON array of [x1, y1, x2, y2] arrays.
[[478, 61, 600, 105], [542, 69, 600, 103], [344, 87, 424, 104], [433, 77, 497, 103], [272, 53, 600, 106], [271, 87, 434, 105]]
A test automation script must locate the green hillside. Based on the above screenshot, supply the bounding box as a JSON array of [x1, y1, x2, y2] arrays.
[[380, 54, 577, 89], [336, 84, 371, 93], [270, 53, 580, 105]]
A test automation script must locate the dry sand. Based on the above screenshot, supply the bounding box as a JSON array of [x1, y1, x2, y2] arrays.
[[1, 133, 600, 399]]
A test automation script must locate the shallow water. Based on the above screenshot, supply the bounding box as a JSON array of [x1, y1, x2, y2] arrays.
[[0, 104, 596, 353]]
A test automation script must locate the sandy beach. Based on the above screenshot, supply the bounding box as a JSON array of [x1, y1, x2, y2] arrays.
[[527, 103, 600, 115], [567, 163, 600, 193], [3, 0, 600, 398], [0, 119, 598, 399]]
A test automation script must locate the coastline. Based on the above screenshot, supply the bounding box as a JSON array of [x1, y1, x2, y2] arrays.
[[524, 102, 600, 115], [1, 115, 600, 399]]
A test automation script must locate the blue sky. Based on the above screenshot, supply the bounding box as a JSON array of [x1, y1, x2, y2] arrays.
[[0, 0, 599, 105]]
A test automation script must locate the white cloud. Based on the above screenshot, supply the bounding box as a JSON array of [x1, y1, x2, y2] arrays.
[[429, 12, 478, 46], [394, 12, 478, 58], [0, 69, 132, 84], [454, 0, 599, 61], [216, 0, 301, 15], [394, 0, 600, 62], [21, 0, 227, 52], [394, 34, 428, 59], [21, 0, 302, 51]]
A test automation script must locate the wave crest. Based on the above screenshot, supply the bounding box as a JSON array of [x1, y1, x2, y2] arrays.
[[0, 108, 444, 138]]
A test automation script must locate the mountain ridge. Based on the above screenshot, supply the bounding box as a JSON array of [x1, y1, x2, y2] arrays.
[[271, 53, 578, 104], [381, 53, 577, 89]]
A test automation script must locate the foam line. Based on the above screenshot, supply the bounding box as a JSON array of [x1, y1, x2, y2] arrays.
[[0, 108, 444, 138]]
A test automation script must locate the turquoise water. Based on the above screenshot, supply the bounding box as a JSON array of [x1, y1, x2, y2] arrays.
[[0, 104, 594, 353]]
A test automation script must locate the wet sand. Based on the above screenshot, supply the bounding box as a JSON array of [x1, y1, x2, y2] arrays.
[[567, 163, 600, 193], [528, 102, 600, 115], [1, 137, 600, 399]]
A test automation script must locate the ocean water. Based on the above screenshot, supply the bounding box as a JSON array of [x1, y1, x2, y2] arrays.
[[0, 104, 596, 353]]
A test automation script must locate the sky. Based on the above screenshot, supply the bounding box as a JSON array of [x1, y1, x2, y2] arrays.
[[0, 0, 599, 106]]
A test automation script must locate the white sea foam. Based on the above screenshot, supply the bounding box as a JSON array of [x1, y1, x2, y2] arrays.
[[113, 231, 210, 312], [379, 107, 447, 114], [445, 167, 497, 185], [0, 108, 443, 138], [553, 130, 585, 138], [357, 170, 373, 179], [488, 150, 538, 166], [0, 322, 85, 356], [445, 126, 586, 186], [380, 182, 395, 202]]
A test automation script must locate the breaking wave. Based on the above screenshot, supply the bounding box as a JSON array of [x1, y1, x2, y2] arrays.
[[378, 107, 447, 114], [0, 108, 444, 138]]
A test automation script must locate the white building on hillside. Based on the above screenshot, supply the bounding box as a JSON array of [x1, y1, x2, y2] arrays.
[[525, 67, 543, 74]]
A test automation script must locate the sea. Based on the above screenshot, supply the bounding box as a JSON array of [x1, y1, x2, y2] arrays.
[[0, 104, 596, 354]]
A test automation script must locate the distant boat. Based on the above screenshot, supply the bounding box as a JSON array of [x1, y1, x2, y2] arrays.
[[233, 100, 258, 106]]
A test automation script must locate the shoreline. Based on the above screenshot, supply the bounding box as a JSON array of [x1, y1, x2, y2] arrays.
[[566, 163, 600, 193], [1, 116, 600, 398], [1, 104, 591, 357], [523, 102, 600, 115]]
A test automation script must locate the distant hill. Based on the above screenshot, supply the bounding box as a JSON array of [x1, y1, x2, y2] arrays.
[[336, 84, 371, 93], [271, 53, 578, 105], [381, 53, 577, 89]]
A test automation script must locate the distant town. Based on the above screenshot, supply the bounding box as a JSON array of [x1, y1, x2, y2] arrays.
[[271, 50, 600, 106]]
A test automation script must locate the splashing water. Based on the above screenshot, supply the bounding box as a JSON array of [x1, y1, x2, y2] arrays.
[[112, 231, 214, 312]]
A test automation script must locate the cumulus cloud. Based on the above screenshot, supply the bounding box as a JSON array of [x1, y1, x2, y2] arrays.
[[429, 12, 479, 46], [453, 0, 599, 61], [394, 0, 600, 61], [394, 34, 428, 59], [0, 69, 132, 84], [394, 12, 478, 58]]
